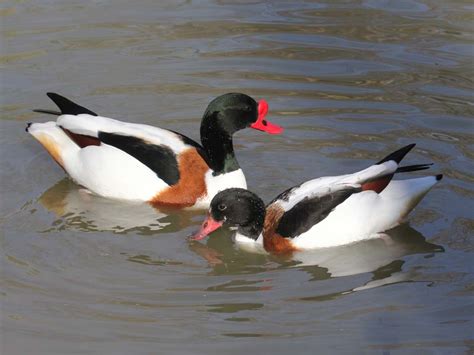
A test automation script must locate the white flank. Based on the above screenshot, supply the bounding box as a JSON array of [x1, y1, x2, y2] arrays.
[[28, 120, 173, 201], [291, 176, 440, 249], [64, 143, 168, 201]]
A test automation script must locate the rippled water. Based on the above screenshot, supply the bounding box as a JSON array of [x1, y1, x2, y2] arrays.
[[1, 0, 473, 353]]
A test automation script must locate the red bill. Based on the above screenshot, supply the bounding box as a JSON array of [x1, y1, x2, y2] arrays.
[[250, 99, 283, 134], [190, 215, 224, 241]]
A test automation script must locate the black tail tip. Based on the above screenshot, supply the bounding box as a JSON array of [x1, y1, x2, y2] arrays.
[[436, 174, 443, 181], [25, 122, 32, 132], [45, 92, 98, 116], [377, 143, 417, 165]]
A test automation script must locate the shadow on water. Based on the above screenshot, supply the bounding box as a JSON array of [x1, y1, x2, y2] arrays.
[[37, 178, 202, 234]]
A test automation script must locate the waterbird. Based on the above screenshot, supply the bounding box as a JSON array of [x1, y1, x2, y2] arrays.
[[191, 144, 442, 253], [27, 92, 283, 209]]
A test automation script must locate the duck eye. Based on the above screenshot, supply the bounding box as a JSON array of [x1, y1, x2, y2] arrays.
[[218, 204, 227, 211]]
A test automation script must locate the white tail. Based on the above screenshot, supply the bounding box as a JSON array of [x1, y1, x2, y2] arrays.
[[380, 175, 442, 222], [27, 122, 79, 168]]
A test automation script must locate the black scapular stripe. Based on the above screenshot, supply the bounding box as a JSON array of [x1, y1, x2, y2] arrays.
[[276, 187, 360, 239], [168, 129, 212, 167], [98, 132, 180, 186], [168, 129, 202, 149], [269, 184, 300, 204]]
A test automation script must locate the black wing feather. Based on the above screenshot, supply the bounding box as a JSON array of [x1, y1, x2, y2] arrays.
[[269, 183, 302, 204], [276, 187, 360, 239], [98, 132, 180, 186]]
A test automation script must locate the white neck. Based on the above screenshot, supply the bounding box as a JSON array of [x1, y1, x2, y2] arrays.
[[194, 169, 247, 208], [234, 232, 266, 253]]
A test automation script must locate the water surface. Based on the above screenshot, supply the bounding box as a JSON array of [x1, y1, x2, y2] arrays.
[[1, 0, 473, 353]]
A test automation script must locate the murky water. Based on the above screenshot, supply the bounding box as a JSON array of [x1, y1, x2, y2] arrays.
[[1, 0, 473, 353]]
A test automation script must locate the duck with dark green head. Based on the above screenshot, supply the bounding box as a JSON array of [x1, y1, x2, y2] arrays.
[[27, 92, 283, 209]]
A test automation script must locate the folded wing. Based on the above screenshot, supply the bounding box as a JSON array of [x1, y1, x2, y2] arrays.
[[270, 144, 428, 240], [37, 93, 208, 186]]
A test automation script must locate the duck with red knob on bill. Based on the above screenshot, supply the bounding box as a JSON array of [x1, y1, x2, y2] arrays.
[[26, 93, 283, 209], [191, 144, 443, 253]]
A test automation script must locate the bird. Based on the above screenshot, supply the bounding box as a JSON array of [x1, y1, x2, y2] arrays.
[[26, 92, 283, 209], [191, 144, 442, 253]]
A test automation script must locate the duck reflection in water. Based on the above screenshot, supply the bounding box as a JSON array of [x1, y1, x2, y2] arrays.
[[189, 223, 444, 290], [38, 178, 200, 234], [39, 178, 444, 292]]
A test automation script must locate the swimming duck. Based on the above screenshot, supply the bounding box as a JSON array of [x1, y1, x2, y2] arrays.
[[27, 93, 282, 209], [191, 144, 442, 252]]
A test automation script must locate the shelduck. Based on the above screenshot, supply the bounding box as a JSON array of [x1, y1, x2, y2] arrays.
[[27, 93, 283, 209], [191, 144, 442, 253]]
